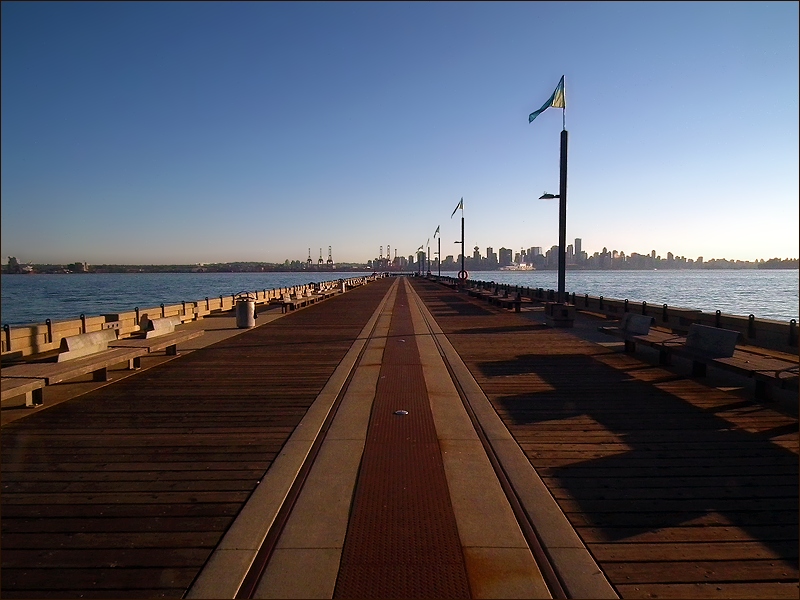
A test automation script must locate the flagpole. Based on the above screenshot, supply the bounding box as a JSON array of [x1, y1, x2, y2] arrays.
[[461, 211, 465, 281], [427, 241, 430, 276], [558, 128, 568, 304], [438, 235, 441, 277]]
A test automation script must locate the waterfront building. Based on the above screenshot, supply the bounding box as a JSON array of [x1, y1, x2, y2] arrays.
[[499, 248, 512, 267]]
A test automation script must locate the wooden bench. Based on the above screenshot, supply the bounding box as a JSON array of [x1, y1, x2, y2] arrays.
[[493, 292, 534, 313], [109, 329, 204, 356], [139, 316, 182, 339], [633, 323, 799, 400], [57, 329, 120, 362], [109, 318, 204, 356], [656, 324, 740, 376], [301, 289, 321, 304], [1, 346, 147, 387], [1, 377, 45, 407], [270, 293, 308, 313], [598, 313, 657, 352]]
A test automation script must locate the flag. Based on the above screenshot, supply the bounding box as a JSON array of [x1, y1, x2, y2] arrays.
[[450, 197, 463, 218], [528, 76, 565, 123], [434, 225, 440, 237]]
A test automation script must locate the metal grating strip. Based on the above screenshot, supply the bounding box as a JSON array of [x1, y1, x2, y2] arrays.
[[334, 284, 471, 599]]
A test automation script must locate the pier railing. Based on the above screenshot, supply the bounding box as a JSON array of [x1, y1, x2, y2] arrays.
[[431, 275, 798, 355], [1, 275, 379, 359]]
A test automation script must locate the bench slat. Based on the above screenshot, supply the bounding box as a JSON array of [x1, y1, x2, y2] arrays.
[[1, 377, 45, 406], [109, 330, 204, 355], [1, 348, 146, 385]]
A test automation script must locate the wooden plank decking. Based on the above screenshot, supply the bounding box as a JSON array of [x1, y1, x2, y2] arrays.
[[410, 278, 798, 599], [0, 279, 395, 598], [2, 276, 797, 599]]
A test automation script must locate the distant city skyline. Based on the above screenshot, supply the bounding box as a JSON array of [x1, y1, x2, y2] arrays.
[[2, 3, 797, 264], [6, 236, 797, 270]]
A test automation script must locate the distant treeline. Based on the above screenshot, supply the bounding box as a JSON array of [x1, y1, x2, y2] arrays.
[[2, 261, 371, 274], [757, 258, 800, 269]]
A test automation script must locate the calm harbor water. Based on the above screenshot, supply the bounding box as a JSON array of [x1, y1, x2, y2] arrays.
[[1, 269, 798, 327]]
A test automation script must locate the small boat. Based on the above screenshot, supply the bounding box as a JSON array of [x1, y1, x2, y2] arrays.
[[499, 264, 535, 271]]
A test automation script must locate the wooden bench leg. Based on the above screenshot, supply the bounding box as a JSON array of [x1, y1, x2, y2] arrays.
[[754, 379, 772, 401], [166, 344, 178, 356], [128, 356, 141, 370], [92, 367, 109, 382], [624, 340, 636, 353], [25, 388, 44, 408], [692, 361, 707, 377]]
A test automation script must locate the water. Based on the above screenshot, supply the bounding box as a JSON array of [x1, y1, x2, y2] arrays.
[[0, 272, 373, 327], [454, 269, 799, 323], [1, 269, 797, 326]]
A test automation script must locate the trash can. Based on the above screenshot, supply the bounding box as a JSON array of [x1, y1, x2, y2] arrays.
[[235, 291, 257, 328]]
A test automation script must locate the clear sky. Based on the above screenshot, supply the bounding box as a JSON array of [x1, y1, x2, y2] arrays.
[[2, 1, 798, 265]]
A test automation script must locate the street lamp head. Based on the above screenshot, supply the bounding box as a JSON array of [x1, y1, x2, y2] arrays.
[[539, 192, 560, 200]]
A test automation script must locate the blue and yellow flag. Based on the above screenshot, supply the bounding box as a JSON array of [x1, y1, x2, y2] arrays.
[[528, 76, 565, 123], [450, 197, 463, 218]]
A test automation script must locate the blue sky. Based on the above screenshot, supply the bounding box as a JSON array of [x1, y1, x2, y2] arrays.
[[2, 1, 798, 265]]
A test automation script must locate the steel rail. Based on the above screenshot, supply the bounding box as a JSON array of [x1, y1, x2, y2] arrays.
[[234, 281, 397, 599], [407, 280, 569, 600]]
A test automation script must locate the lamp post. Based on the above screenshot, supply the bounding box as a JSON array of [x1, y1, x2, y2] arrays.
[[540, 127, 569, 304], [426, 238, 431, 276], [434, 227, 441, 277], [530, 76, 571, 323]]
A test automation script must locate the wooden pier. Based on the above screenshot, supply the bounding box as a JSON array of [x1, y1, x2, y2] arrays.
[[1, 276, 797, 598]]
